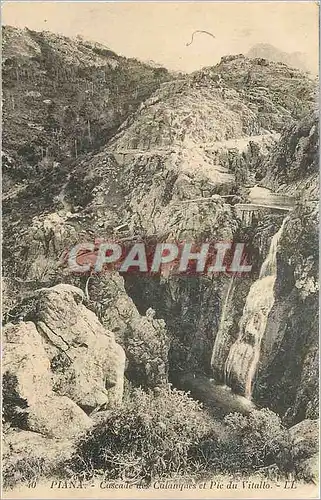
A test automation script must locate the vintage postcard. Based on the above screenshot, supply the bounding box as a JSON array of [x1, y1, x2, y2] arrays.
[[1, 1, 319, 498]]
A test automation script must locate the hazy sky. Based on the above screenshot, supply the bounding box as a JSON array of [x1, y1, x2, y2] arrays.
[[2, 1, 319, 72]]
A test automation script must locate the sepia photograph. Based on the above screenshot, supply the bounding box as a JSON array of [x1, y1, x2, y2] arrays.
[[1, 1, 319, 498]]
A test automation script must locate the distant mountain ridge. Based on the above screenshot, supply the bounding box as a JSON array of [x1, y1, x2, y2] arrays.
[[247, 43, 316, 74]]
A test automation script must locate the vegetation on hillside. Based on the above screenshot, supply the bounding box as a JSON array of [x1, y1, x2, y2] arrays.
[[2, 26, 170, 181], [68, 387, 296, 484]]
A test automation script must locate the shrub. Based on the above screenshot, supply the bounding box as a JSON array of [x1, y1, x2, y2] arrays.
[[69, 385, 218, 483], [196, 408, 293, 475], [3, 457, 45, 490], [223, 409, 290, 470]]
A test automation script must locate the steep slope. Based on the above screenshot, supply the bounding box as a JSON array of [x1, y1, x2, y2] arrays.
[[251, 114, 319, 423], [197, 55, 316, 128], [75, 57, 317, 383], [263, 110, 319, 198], [3, 52, 317, 301], [61, 55, 315, 236], [2, 26, 170, 184], [253, 200, 319, 424], [203, 110, 319, 423], [3, 26, 319, 490], [112, 55, 316, 147]]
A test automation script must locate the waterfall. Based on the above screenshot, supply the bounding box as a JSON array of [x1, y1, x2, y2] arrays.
[[213, 217, 288, 399], [210, 276, 236, 380]]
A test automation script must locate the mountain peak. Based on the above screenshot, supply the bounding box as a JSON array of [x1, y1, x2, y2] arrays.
[[247, 43, 315, 74]]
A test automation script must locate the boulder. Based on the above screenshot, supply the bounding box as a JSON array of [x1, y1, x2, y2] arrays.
[[31, 284, 126, 411], [288, 418, 319, 483], [3, 428, 72, 463], [3, 321, 92, 439], [27, 395, 92, 439], [289, 419, 319, 459], [3, 284, 126, 442], [296, 453, 319, 484], [3, 322, 52, 406]]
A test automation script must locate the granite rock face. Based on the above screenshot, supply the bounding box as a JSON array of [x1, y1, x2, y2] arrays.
[[3, 321, 92, 439], [254, 203, 319, 424], [3, 284, 126, 440], [85, 274, 170, 388], [33, 284, 126, 411]]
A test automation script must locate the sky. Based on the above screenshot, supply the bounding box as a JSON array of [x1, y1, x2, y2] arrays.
[[2, 1, 319, 73]]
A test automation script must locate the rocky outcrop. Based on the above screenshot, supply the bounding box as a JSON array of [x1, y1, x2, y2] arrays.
[[289, 419, 319, 459], [297, 454, 319, 484], [112, 55, 315, 151], [208, 55, 316, 127], [3, 322, 53, 407], [263, 111, 318, 197], [3, 321, 92, 439], [3, 284, 126, 439], [31, 284, 125, 411], [15, 211, 79, 280], [289, 419, 319, 483], [27, 396, 93, 439], [85, 274, 170, 388]]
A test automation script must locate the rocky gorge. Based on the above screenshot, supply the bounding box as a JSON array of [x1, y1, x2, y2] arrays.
[[2, 26, 319, 490]]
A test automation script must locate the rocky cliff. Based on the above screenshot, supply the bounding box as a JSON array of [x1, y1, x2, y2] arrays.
[[263, 110, 319, 198], [254, 201, 319, 424], [3, 284, 125, 423]]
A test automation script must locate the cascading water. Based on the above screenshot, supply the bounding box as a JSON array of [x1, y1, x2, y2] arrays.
[[211, 217, 288, 399], [210, 276, 236, 381]]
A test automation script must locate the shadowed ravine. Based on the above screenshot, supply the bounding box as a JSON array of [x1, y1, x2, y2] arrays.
[[176, 216, 290, 415], [171, 183, 294, 412]]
